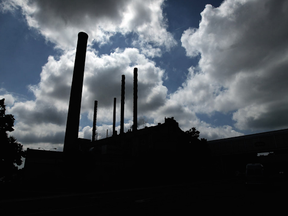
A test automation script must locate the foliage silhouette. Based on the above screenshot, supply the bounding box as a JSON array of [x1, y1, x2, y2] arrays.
[[185, 127, 200, 139], [185, 127, 207, 143], [0, 98, 25, 178]]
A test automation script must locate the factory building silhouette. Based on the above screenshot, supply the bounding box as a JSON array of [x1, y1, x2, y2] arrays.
[[24, 32, 202, 188], [24, 32, 288, 189]]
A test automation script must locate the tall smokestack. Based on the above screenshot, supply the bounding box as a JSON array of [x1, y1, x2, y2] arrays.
[[64, 32, 88, 153], [92, 100, 97, 142], [133, 68, 138, 132], [113, 97, 116, 136], [120, 75, 125, 134]]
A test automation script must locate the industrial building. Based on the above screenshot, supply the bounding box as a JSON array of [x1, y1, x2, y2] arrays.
[[23, 32, 200, 188], [23, 32, 288, 189], [209, 129, 288, 177]]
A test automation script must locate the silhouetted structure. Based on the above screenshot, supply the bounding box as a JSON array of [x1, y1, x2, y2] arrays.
[[22, 32, 288, 191], [24, 149, 63, 184], [113, 98, 116, 136], [208, 129, 288, 177], [209, 129, 288, 156], [92, 100, 98, 142], [24, 32, 201, 189], [64, 32, 88, 153], [133, 68, 138, 132], [120, 75, 125, 134], [87, 117, 191, 186]]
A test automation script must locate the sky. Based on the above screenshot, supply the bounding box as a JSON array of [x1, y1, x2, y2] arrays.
[[1, 0, 288, 151]]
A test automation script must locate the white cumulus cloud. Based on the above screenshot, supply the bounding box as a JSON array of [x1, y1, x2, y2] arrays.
[[7, 46, 168, 145], [180, 0, 288, 132]]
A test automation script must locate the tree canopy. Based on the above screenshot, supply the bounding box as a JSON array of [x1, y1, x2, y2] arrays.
[[185, 127, 207, 142], [0, 98, 24, 177], [185, 127, 200, 140]]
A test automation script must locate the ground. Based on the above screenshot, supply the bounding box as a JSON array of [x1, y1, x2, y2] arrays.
[[1, 178, 287, 215]]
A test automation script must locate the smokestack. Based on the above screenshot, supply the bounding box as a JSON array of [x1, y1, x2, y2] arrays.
[[133, 68, 138, 132], [113, 97, 116, 136], [92, 100, 97, 142], [120, 75, 125, 134], [64, 32, 88, 153]]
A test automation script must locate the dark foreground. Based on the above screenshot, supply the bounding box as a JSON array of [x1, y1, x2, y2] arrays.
[[1, 179, 287, 216]]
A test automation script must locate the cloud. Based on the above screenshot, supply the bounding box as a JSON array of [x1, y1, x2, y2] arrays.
[[82, 48, 168, 123], [180, 0, 288, 132], [10, 100, 67, 127], [198, 124, 243, 141], [6, 0, 287, 147], [0, 90, 66, 147], [78, 125, 92, 140], [1, 0, 176, 52], [0, 0, 177, 145], [13, 122, 65, 144], [1, 0, 247, 144], [0, 89, 16, 106], [6, 46, 168, 145], [149, 97, 244, 140]]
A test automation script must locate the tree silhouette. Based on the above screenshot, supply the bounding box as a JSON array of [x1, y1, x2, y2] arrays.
[[0, 98, 24, 178], [185, 127, 200, 141], [185, 127, 208, 142]]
